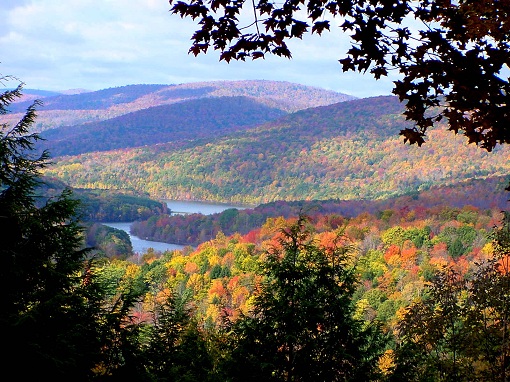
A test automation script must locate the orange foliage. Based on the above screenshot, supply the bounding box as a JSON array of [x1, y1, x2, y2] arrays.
[[384, 245, 401, 266], [221, 252, 235, 268], [184, 261, 199, 274], [430, 242, 448, 260], [453, 256, 470, 276], [209, 279, 227, 299], [401, 244, 417, 268], [497, 255, 510, 275]]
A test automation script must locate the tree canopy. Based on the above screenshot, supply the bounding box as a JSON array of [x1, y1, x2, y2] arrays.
[[168, 0, 510, 151]]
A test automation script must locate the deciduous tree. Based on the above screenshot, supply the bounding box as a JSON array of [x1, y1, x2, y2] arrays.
[[168, 0, 510, 152]]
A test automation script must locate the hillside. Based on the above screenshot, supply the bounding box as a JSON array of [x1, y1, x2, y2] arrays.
[[39, 96, 287, 156], [43, 95, 510, 205], [131, 175, 510, 247], [3, 80, 355, 133]]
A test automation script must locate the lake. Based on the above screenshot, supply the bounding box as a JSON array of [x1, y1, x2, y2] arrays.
[[164, 199, 248, 215], [104, 200, 250, 254]]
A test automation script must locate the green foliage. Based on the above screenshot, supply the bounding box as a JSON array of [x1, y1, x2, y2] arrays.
[[0, 78, 99, 380], [86, 223, 133, 258], [391, 213, 510, 380], [223, 216, 386, 381], [0, 78, 150, 381], [141, 293, 217, 382], [43, 96, 510, 206]]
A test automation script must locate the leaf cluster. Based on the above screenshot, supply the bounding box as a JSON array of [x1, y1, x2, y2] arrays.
[[169, 0, 510, 151]]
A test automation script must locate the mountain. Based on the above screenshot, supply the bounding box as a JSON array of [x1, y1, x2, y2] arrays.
[[39, 96, 287, 156], [3, 80, 355, 133], [43, 94, 510, 205]]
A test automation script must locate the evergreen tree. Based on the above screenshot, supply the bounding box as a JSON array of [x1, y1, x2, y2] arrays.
[[0, 78, 104, 380], [223, 215, 385, 381], [142, 292, 216, 382]]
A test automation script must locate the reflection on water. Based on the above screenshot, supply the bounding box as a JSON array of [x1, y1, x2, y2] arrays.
[[102, 222, 185, 254], [103, 200, 251, 254]]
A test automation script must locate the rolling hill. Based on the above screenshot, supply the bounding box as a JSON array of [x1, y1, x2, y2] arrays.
[[39, 96, 287, 156], [3, 80, 355, 133], [42, 93, 510, 205]]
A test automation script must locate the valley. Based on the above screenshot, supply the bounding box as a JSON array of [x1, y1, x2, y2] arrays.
[[29, 87, 509, 206], [13, 79, 508, 250]]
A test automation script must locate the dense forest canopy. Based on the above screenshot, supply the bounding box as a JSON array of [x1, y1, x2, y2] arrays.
[[42, 95, 510, 205], [3, 0, 510, 378], [3, 62, 510, 380]]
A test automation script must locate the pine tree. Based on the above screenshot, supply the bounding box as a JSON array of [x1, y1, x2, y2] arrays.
[[0, 78, 103, 380], [223, 215, 385, 381]]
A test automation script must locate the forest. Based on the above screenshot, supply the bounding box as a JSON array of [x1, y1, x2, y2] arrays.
[[41, 95, 510, 205], [130, 175, 510, 247], [4, 25, 510, 379], [5, 87, 510, 380]]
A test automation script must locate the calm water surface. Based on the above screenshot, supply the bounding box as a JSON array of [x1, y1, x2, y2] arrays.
[[164, 200, 248, 215], [104, 200, 250, 254]]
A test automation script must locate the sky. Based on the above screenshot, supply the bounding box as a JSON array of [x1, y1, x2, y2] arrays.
[[1, 0, 397, 98]]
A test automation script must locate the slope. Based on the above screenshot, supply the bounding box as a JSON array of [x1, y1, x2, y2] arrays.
[[39, 96, 287, 156], [3, 80, 355, 133], [43, 96, 510, 205]]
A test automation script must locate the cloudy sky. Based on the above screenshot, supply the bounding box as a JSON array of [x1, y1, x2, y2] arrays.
[[1, 0, 397, 98]]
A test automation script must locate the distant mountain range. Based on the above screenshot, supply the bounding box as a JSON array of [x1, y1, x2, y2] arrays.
[[27, 80, 509, 207], [39, 96, 288, 156], [5, 80, 354, 133]]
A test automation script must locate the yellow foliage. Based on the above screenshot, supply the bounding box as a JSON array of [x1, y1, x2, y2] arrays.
[[125, 263, 141, 279], [353, 298, 370, 321], [378, 349, 395, 376]]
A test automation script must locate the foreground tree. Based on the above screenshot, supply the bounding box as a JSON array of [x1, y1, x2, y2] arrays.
[[222, 216, 385, 381], [0, 78, 136, 381], [391, 212, 510, 381], [168, 0, 510, 151]]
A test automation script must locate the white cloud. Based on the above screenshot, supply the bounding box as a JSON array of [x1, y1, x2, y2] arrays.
[[1, 0, 395, 97]]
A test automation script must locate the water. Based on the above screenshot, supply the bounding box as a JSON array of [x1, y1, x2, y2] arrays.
[[102, 222, 185, 254], [164, 199, 248, 215], [103, 200, 250, 254]]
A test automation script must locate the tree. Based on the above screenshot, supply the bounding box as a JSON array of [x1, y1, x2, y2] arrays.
[[391, 212, 510, 381], [222, 216, 385, 381], [0, 78, 118, 380], [142, 292, 216, 382], [391, 267, 473, 381], [168, 0, 510, 151]]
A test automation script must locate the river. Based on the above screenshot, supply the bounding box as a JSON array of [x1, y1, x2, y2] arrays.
[[104, 200, 249, 254]]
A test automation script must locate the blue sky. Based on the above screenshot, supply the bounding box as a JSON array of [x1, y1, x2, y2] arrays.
[[1, 0, 397, 98]]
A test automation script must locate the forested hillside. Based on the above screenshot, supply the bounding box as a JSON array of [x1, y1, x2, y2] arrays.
[[84, 205, 510, 381], [39, 96, 287, 156], [37, 176, 167, 222], [43, 95, 510, 205], [1, 80, 354, 132], [131, 175, 510, 246]]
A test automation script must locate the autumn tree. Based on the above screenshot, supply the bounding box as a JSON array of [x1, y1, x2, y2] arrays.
[[391, 212, 510, 381], [222, 216, 385, 381], [168, 0, 510, 152]]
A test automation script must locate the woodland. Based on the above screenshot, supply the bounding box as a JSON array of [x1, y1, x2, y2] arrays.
[[3, 0, 510, 380], [4, 79, 510, 381]]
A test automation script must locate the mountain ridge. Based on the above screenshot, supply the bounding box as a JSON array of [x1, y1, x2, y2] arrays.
[[39, 96, 288, 156], [42, 94, 510, 205], [2, 80, 355, 133]]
